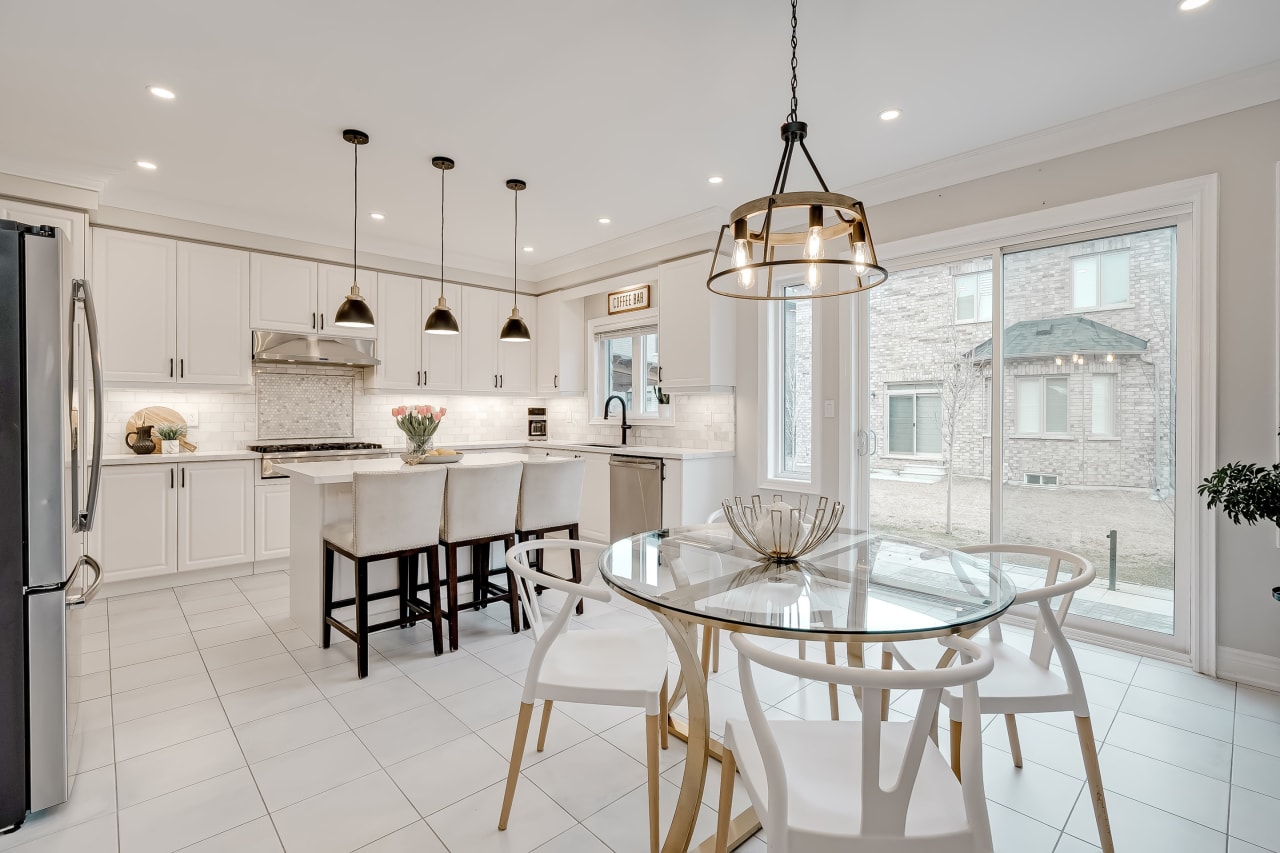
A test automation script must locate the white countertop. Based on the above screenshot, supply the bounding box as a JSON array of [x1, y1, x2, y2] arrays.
[[276, 451, 532, 485], [103, 450, 260, 465], [521, 441, 733, 460]]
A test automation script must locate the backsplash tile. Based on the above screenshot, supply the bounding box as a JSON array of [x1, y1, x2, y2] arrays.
[[103, 388, 257, 453], [257, 371, 354, 439]]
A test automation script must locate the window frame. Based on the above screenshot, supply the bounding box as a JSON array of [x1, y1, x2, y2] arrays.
[[1014, 375, 1070, 437], [1070, 249, 1131, 311], [586, 313, 666, 424], [1090, 372, 1118, 437], [884, 383, 944, 458], [760, 277, 820, 491], [954, 270, 993, 324]]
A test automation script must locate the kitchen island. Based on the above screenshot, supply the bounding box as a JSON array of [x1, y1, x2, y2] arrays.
[[276, 452, 529, 645]]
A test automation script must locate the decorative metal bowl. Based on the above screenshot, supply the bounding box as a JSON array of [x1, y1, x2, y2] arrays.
[[720, 494, 844, 562]]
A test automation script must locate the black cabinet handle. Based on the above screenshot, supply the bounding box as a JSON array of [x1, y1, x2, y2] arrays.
[[493, 374, 498, 388], [170, 469, 174, 489], [169, 358, 174, 378], [312, 312, 316, 330], [181, 468, 185, 488], [499, 374, 504, 389], [321, 314, 325, 330], [554, 374, 558, 389], [180, 358, 184, 378]]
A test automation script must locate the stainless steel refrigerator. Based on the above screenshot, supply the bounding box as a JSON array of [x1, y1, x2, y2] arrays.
[[0, 218, 103, 832]]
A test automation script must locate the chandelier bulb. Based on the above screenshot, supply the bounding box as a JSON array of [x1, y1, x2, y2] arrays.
[[732, 238, 755, 289], [852, 241, 870, 275], [804, 206, 825, 261], [806, 262, 822, 292]]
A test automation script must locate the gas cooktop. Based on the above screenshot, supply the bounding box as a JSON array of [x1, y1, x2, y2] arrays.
[[247, 442, 383, 454]]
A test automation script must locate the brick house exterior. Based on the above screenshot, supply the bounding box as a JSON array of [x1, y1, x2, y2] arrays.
[[867, 226, 1174, 492]]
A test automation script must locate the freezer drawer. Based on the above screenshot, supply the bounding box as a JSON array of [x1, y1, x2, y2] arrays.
[[609, 455, 663, 541]]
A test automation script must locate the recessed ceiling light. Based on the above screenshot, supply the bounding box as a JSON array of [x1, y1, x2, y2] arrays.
[[1178, 0, 1210, 9], [369, 212, 385, 220], [879, 108, 902, 121], [148, 86, 176, 100], [522, 246, 534, 252], [597, 217, 611, 224], [135, 160, 157, 170], [707, 176, 723, 184]]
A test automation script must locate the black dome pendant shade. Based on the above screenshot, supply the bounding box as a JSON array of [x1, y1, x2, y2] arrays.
[[334, 129, 375, 328], [499, 178, 531, 343], [424, 156, 461, 336]]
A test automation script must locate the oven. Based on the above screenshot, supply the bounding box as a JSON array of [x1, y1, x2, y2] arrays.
[[247, 442, 392, 481], [527, 407, 548, 441]]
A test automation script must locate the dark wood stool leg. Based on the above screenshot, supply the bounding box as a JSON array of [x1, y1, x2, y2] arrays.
[[446, 543, 461, 651], [473, 543, 489, 610], [398, 556, 410, 629], [427, 546, 444, 655], [322, 545, 335, 648], [505, 535, 520, 633], [569, 524, 584, 616], [355, 558, 370, 678]]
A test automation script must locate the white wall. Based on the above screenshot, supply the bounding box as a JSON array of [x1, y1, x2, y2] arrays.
[[735, 100, 1280, 661]]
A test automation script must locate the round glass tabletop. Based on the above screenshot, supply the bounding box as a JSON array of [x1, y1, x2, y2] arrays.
[[599, 526, 1019, 641]]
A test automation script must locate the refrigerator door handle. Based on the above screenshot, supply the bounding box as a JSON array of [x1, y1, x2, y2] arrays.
[[64, 555, 102, 609], [70, 279, 103, 533]]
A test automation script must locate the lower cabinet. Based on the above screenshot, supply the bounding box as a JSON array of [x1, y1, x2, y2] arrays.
[[92, 460, 255, 583], [255, 482, 291, 561], [576, 451, 611, 543]]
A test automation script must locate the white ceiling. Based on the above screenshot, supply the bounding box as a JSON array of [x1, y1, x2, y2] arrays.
[[3, 0, 1279, 278]]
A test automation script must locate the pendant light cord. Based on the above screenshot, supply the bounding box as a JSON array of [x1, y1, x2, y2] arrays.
[[511, 187, 518, 308], [352, 140, 358, 280], [788, 0, 799, 123], [439, 165, 446, 298]]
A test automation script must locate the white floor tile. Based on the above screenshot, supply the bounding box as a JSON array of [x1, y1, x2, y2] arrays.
[[3, 813, 118, 853], [117, 767, 265, 853], [478, 705, 595, 769], [581, 777, 717, 853], [115, 729, 245, 808], [218, 674, 324, 727], [530, 826, 612, 853], [428, 779, 577, 853], [208, 653, 305, 696], [1230, 838, 1277, 853], [354, 703, 469, 767], [768, 679, 859, 721], [1130, 662, 1237, 710], [111, 673, 216, 725], [192, 619, 273, 650], [1234, 713, 1280, 758], [1236, 685, 1280, 725], [308, 654, 399, 698], [1098, 744, 1229, 831], [113, 697, 229, 762], [987, 801, 1061, 853], [179, 591, 250, 616], [599, 713, 686, 774], [250, 731, 380, 811], [77, 727, 115, 773], [110, 651, 205, 695], [1232, 745, 1280, 800], [1228, 786, 1280, 852], [355, 820, 447, 853], [234, 700, 349, 764], [403, 654, 505, 700], [327, 677, 433, 729], [386, 733, 511, 817], [980, 746, 1086, 830], [473, 636, 536, 675], [200, 634, 287, 671], [1064, 789, 1226, 852], [175, 580, 243, 602], [79, 671, 111, 703], [0, 767, 115, 852], [1120, 685, 1235, 741], [275, 628, 314, 652], [1053, 835, 1102, 853], [108, 633, 198, 669], [270, 771, 419, 853], [233, 572, 289, 594], [185, 604, 262, 632], [180, 816, 282, 853], [290, 640, 367, 673], [1105, 712, 1234, 780], [524, 738, 648, 821], [108, 616, 190, 648], [439, 677, 525, 731], [555, 700, 645, 735]]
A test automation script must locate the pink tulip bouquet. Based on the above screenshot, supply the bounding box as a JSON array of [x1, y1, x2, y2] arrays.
[[392, 404, 446, 452]]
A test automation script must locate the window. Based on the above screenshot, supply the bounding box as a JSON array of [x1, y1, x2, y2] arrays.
[[1072, 250, 1130, 309], [1024, 473, 1059, 486], [1016, 376, 1068, 435], [886, 384, 943, 455], [955, 270, 992, 322], [1091, 373, 1115, 435], [777, 283, 813, 478], [592, 323, 660, 419]]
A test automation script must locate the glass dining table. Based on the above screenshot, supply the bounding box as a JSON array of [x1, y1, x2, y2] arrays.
[[599, 525, 1020, 853]]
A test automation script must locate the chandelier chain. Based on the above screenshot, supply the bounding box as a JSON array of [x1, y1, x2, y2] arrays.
[[788, 0, 799, 122]]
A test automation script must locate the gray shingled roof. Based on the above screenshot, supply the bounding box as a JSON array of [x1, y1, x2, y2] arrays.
[[969, 316, 1147, 361]]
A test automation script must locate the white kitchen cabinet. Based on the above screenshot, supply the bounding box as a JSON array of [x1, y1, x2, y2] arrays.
[[657, 254, 735, 388], [178, 460, 254, 572], [423, 281, 463, 391], [497, 293, 537, 393], [319, 263, 377, 338], [369, 275, 463, 392], [177, 243, 251, 385], [250, 253, 318, 334], [463, 287, 537, 392], [89, 464, 178, 583], [92, 230, 177, 383], [536, 293, 585, 395], [255, 483, 291, 562], [577, 451, 611, 543]]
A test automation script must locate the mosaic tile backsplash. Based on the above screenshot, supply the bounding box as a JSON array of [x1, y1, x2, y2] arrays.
[[257, 371, 354, 439]]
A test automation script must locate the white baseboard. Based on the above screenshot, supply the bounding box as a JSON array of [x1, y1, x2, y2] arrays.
[[1217, 646, 1280, 692], [99, 562, 254, 599]]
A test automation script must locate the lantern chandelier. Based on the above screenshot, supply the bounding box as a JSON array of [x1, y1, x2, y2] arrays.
[[707, 0, 888, 301]]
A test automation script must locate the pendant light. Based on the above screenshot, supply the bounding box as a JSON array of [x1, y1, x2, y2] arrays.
[[333, 129, 376, 328], [706, 0, 888, 300], [424, 156, 461, 335], [499, 178, 531, 342]]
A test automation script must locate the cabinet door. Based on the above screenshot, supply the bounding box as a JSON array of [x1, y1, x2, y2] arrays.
[[178, 461, 254, 572], [369, 273, 422, 391], [558, 297, 586, 394], [497, 293, 537, 393], [250, 254, 318, 334], [462, 286, 500, 391], [254, 483, 291, 562], [657, 254, 734, 388], [423, 281, 463, 391], [578, 452, 611, 543], [177, 243, 250, 385], [319, 263, 377, 339], [92, 230, 177, 383], [88, 464, 177, 582], [536, 293, 560, 393]]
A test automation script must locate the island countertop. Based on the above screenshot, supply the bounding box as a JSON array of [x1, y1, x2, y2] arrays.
[[275, 451, 531, 485]]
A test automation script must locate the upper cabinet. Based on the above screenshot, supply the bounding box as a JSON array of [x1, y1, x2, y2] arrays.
[[462, 288, 536, 392], [536, 292, 585, 395], [318, 263, 377, 339], [368, 275, 462, 393], [657, 254, 735, 388], [93, 229, 249, 385], [423, 282, 463, 391], [250, 254, 317, 334]]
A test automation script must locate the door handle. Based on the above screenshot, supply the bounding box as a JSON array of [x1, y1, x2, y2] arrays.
[[494, 374, 498, 388], [554, 374, 558, 389], [170, 469, 174, 489], [869, 429, 878, 456], [321, 314, 325, 330], [64, 556, 103, 610], [70, 280, 103, 533], [169, 358, 174, 378], [181, 467, 185, 488], [180, 358, 184, 378], [499, 375, 503, 389], [312, 312, 317, 330]]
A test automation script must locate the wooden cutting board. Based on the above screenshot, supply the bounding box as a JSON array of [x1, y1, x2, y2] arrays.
[[126, 406, 198, 453]]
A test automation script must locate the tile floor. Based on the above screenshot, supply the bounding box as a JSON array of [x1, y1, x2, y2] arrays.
[[5, 569, 1279, 853]]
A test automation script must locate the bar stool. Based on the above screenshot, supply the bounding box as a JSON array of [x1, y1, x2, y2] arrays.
[[515, 457, 586, 616], [322, 467, 448, 678], [434, 461, 524, 651]]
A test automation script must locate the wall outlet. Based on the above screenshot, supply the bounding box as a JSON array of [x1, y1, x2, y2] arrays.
[[823, 399, 835, 418], [179, 407, 199, 427]]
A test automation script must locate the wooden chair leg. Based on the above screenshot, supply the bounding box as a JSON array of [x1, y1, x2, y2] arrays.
[[646, 712, 661, 853], [536, 700, 554, 752], [715, 747, 736, 853], [321, 545, 335, 649], [427, 547, 444, 656], [950, 719, 963, 781], [880, 647, 893, 722], [700, 625, 713, 678], [798, 640, 807, 660], [1076, 714, 1114, 853], [826, 640, 840, 721], [711, 628, 720, 673], [498, 702, 534, 831], [569, 524, 584, 615], [659, 677, 669, 750], [446, 544, 460, 651], [355, 558, 370, 679], [1005, 714, 1024, 768]]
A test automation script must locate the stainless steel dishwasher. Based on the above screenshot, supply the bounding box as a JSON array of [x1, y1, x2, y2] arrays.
[[609, 454, 664, 540]]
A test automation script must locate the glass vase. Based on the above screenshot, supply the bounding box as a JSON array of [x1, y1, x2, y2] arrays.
[[400, 434, 435, 464]]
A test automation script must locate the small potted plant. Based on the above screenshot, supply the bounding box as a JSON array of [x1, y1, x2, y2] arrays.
[[1198, 430, 1280, 602], [155, 423, 186, 455], [392, 404, 446, 464], [656, 387, 671, 418]]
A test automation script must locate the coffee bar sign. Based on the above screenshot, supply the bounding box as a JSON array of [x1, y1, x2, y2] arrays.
[[607, 284, 651, 315]]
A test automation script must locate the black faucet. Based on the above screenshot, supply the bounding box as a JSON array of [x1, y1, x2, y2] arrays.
[[603, 394, 632, 446]]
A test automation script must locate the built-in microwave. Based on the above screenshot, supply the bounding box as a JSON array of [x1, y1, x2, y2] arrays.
[[528, 407, 548, 440]]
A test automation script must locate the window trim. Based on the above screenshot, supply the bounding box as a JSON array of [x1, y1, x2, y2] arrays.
[[759, 279, 821, 492], [953, 270, 993, 324], [1014, 375, 1070, 437], [884, 383, 944, 458], [1071, 248, 1131, 310], [1090, 372, 1117, 437], [586, 312, 669, 425]]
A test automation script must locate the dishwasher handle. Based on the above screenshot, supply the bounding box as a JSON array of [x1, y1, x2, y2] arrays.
[[609, 457, 660, 470]]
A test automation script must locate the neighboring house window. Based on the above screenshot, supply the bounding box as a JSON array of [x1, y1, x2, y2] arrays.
[[592, 323, 660, 419], [887, 384, 942, 455], [777, 283, 813, 479], [1091, 373, 1116, 435], [955, 271, 992, 322], [1016, 376, 1069, 435], [1072, 250, 1130, 309]]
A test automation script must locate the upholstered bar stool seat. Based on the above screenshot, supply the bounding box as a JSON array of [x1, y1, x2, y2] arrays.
[[429, 460, 524, 651], [322, 467, 448, 677], [515, 457, 587, 615]]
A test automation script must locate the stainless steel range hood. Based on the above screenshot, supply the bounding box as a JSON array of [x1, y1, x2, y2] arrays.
[[251, 330, 380, 367]]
